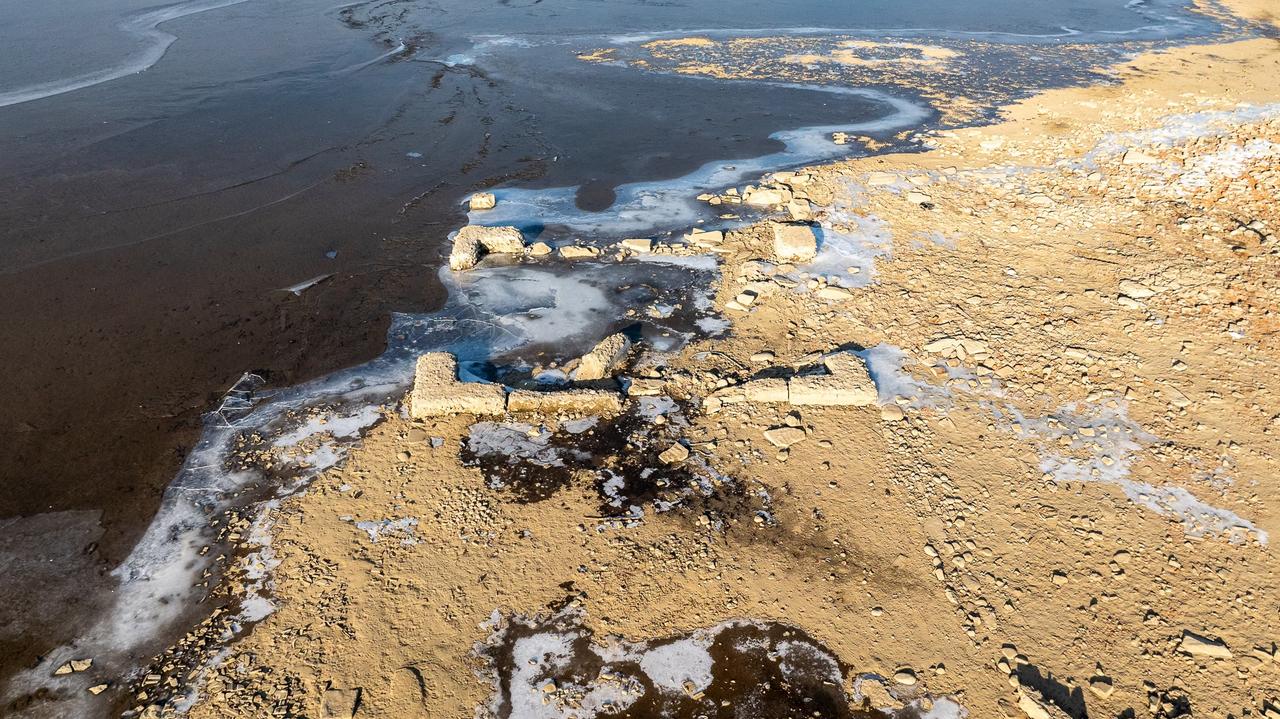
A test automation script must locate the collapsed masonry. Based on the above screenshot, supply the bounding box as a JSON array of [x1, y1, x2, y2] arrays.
[[709, 352, 878, 408], [410, 348, 880, 419], [409, 353, 624, 419], [575, 333, 632, 381]]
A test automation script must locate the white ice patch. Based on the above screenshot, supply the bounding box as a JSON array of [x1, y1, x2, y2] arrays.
[[0, 0, 258, 109], [508, 632, 578, 719], [1178, 139, 1279, 191], [855, 344, 1266, 543], [490, 615, 970, 719], [635, 396, 679, 419], [353, 517, 420, 544], [913, 697, 969, 719], [775, 640, 843, 686], [1084, 103, 1280, 167], [639, 636, 715, 694], [807, 208, 893, 287], [467, 422, 564, 467], [272, 404, 384, 448], [470, 86, 929, 237], [1000, 402, 1267, 543], [562, 416, 599, 434], [859, 344, 952, 408]]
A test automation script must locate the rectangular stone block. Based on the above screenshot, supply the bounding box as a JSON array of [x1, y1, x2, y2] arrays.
[[788, 374, 877, 407], [742, 378, 789, 403], [409, 353, 507, 417], [506, 389, 624, 416]]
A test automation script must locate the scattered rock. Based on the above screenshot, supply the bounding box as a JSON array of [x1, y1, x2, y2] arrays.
[[560, 245, 601, 260], [880, 404, 906, 422], [1122, 148, 1160, 164], [1180, 630, 1232, 659], [53, 658, 92, 676], [762, 426, 807, 448], [621, 238, 653, 253], [1118, 279, 1157, 299], [686, 229, 725, 246], [787, 199, 813, 221], [469, 192, 497, 211], [892, 668, 918, 686], [816, 286, 854, 301], [744, 187, 792, 207], [528, 241, 553, 256], [1088, 675, 1114, 698], [659, 443, 690, 464]]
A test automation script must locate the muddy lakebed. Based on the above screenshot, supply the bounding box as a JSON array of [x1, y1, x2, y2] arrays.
[[0, 0, 1266, 716]]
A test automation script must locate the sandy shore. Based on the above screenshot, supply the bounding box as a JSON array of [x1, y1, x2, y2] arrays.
[[116, 5, 1280, 719]]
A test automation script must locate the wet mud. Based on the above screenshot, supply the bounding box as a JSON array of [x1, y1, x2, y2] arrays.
[[481, 608, 954, 719], [461, 400, 772, 527]]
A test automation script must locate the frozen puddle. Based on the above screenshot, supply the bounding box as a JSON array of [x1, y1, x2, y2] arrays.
[[999, 402, 1268, 543], [479, 609, 966, 719], [860, 343, 1267, 544], [468, 86, 930, 238]]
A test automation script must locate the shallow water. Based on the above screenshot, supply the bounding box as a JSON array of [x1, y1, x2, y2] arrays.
[[0, 0, 1253, 715]]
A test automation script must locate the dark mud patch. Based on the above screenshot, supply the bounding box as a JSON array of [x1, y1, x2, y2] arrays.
[[459, 400, 772, 526], [478, 608, 963, 719]]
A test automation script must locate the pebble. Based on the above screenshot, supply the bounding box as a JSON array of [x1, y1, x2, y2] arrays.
[[659, 443, 690, 464]]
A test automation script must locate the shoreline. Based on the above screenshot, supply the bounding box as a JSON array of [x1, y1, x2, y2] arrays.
[[186, 19, 1280, 718], [6, 0, 1279, 716]]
